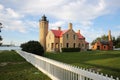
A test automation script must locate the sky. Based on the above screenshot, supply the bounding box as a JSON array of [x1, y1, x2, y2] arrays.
[[0, 0, 120, 46]]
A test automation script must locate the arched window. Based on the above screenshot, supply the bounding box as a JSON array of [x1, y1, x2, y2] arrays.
[[66, 43, 69, 48], [73, 43, 75, 48]]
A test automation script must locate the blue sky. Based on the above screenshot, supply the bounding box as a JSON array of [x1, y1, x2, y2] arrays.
[[0, 0, 120, 46]]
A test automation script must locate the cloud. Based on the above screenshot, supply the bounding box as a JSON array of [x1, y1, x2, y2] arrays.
[[6, 8, 21, 18], [49, 21, 65, 29], [0, 4, 26, 33], [24, 20, 38, 32], [0, 4, 38, 33], [4, 20, 26, 33], [14, 0, 107, 27], [1, 0, 120, 23], [105, 0, 120, 9], [1, 0, 120, 28], [0, 4, 4, 10], [56, 0, 107, 26]]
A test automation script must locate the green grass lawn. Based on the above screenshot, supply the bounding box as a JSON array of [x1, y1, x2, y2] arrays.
[[0, 50, 51, 80], [45, 50, 120, 78]]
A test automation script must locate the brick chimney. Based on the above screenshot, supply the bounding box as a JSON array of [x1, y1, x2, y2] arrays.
[[108, 30, 112, 41], [58, 27, 61, 31], [68, 23, 72, 30], [78, 30, 80, 33]]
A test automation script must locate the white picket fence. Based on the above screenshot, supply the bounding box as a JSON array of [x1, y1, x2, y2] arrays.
[[16, 50, 119, 80]]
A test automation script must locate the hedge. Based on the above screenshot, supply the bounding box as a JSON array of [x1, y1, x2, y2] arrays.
[[20, 41, 44, 56], [62, 48, 80, 52]]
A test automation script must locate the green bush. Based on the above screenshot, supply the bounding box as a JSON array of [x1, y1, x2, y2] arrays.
[[87, 49, 92, 51], [20, 41, 44, 56], [62, 48, 80, 52]]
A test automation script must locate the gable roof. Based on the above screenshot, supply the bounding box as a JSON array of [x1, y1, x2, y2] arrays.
[[60, 30, 69, 37], [100, 40, 109, 45], [51, 29, 85, 40], [51, 30, 62, 38], [76, 32, 85, 39], [51, 29, 69, 38]]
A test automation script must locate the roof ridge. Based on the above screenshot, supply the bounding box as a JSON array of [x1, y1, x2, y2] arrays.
[[50, 29, 69, 38]]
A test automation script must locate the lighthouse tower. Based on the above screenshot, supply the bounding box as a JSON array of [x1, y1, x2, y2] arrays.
[[39, 15, 48, 50]]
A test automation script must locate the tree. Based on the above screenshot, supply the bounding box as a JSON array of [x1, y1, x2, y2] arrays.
[[115, 35, 120, 48], [112, 37, 116, 46], [0, 36, 2, 46], [101, 35, 108, 41], [20, 41, 44, 56], [91, 35, 108, 45], [0, 22, 3, 46], [112, 35, 120, 48]]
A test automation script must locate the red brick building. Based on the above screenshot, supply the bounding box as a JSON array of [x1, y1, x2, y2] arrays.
[[92, 30, 113, 50]]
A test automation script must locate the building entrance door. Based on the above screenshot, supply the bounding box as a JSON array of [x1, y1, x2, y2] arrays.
[[97, 46, 100, 50]]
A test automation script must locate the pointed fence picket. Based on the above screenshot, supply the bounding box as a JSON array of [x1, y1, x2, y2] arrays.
[[16, 50, 119, 80]]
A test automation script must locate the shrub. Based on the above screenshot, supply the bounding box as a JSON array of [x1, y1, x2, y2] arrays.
[[20, 41, 44, 56], [87, 49, 92, 51], [62, 48, 80, 52], [11, 50, 15, 52]]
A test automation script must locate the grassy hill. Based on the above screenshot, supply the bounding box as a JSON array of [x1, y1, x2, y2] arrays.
[[0, 50, 51, 80], [45, 50, 120, 78]]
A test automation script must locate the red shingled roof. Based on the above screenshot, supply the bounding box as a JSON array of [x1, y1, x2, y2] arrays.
[[51, 29, 85, 40], [60, 30, 69, 37], [76, 32, 85, 39], [51, 29, 69, 38], [51, 30, 62, 38]]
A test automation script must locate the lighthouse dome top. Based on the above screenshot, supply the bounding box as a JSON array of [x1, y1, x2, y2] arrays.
[[40, 15, 48, 21]]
